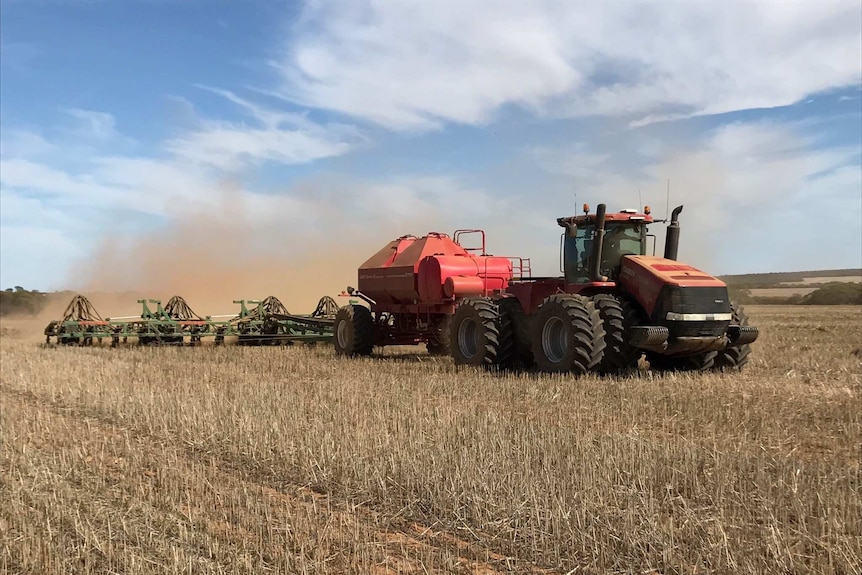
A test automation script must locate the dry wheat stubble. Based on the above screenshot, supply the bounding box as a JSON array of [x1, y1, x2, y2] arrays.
[[0, 305, 860, 574]]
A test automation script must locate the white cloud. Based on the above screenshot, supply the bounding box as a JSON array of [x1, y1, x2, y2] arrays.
[[0, 224, 86, 290], [0, 129, 53, 158], [194, 85, 314, 130], [160, 87, 362, 170], [0, 189, 90, 290], [0, 87, 362, 215], [165, 123, 354, 171], [0, 158, 164, 215], [63, 108, 119, 141], [281, 0, 862, 130], [0, 188, 82, 230]]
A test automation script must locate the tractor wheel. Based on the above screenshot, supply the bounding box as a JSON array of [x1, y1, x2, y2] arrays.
[[497, 296, 534, 369], [138, 329, 156, 346], [60, 335, 80, 346], [333, 304, 374, 356], [426, 315, 451, 356], [449, 297, 510, 368], [263, 317, 281, 346], [591, 294, 643, 374], [426, 340, 448, 356], [715, 303, 752, 371], [531, 294, 605, 374], [646, 350, 717, 372]]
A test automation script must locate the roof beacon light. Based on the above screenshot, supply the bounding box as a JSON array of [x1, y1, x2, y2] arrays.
[[644, 205, 651, 215], [583, 203, 590, 214]]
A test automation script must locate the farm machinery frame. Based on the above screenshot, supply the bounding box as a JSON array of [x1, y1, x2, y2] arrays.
[[333, 203, 758, 373], [44, 294, 339, 346]]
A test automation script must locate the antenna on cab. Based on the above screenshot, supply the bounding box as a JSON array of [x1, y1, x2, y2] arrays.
[[665, 179, 670, 221]]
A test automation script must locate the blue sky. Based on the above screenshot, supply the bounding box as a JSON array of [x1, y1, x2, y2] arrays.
[[1, 0, 861, 293]]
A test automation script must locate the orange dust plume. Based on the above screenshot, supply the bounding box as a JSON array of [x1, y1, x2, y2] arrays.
[[65, 182, 440, 318]]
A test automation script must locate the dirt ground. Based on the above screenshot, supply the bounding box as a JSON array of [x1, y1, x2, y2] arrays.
[[1, 305, 859, 574]]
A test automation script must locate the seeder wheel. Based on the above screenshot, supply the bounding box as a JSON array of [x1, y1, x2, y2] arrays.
[[449, 298, 511, 369], [333, 305, 374, 356]]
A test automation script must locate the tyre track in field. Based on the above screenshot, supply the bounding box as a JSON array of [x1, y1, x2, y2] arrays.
[[1, 385, 566, 575]]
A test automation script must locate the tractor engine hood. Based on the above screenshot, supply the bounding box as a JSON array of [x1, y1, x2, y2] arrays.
[[618, 256, 730, 321]]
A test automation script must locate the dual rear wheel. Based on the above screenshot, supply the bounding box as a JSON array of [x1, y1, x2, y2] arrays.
[[530, 294, 605, 374], [449, 294, 610, 375], [448, 297, 511, 368]]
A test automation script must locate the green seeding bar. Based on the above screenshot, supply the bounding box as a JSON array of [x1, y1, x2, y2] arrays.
[[44, 294, 339, 346]]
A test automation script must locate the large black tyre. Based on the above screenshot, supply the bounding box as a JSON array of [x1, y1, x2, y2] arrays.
[[590, 294, 643, 374], [531, 294, 605, 374], [164, 330, 184, 346], [497, 296, 534, 369], [261, 317, 281, 346], [426, 315, 451, 356], [333, 304, 374, 356], [646, 350, 717, 372], [449, 297, 511, 368], [715, 303, 752, 371]]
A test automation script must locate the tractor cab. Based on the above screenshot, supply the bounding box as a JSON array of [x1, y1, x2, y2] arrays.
[[558, 205, 653, 284]]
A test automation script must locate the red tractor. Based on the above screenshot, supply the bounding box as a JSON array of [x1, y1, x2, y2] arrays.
[[334, 204, 758, 373]]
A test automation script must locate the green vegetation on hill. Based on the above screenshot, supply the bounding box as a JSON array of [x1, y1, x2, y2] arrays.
[[0, 287, 48, 317], [730, 283, 862, 306], [802, 282, 862, 305], [720, 268, 862, 287], [722, 268, 862, 305]]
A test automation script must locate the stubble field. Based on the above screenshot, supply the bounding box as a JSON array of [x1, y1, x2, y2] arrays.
[[1, 305, 860, 574]]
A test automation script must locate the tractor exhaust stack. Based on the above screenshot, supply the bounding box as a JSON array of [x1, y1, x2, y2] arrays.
[[589, 203, 607, 282], [664, 205, 684, 261]]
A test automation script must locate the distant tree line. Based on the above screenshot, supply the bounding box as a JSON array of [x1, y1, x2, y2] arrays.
[[720, 269, 862, 287], [0, 287, 49, 317], [729, 282, 862, 306], [801, 282, 862, 305]]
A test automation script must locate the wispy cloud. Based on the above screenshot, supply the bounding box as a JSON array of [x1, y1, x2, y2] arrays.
[[63, 108, 119, 141], [0, 129, 54, 158], [164, 122, 355, 171], [163, 87, 363, 171], [280, 0, 862, 130]]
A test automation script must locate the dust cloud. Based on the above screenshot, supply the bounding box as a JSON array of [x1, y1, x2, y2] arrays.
[[63, 181, 435, 319]]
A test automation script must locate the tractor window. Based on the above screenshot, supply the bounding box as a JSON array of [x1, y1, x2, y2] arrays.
[[563, 225, 594, 284], [564, 223, 645, 283], [601, 223, 645, 278], [604, 223, 644, 256]]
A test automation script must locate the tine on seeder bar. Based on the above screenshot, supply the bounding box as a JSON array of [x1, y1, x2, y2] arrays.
[[44, 294, 340, 347]]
